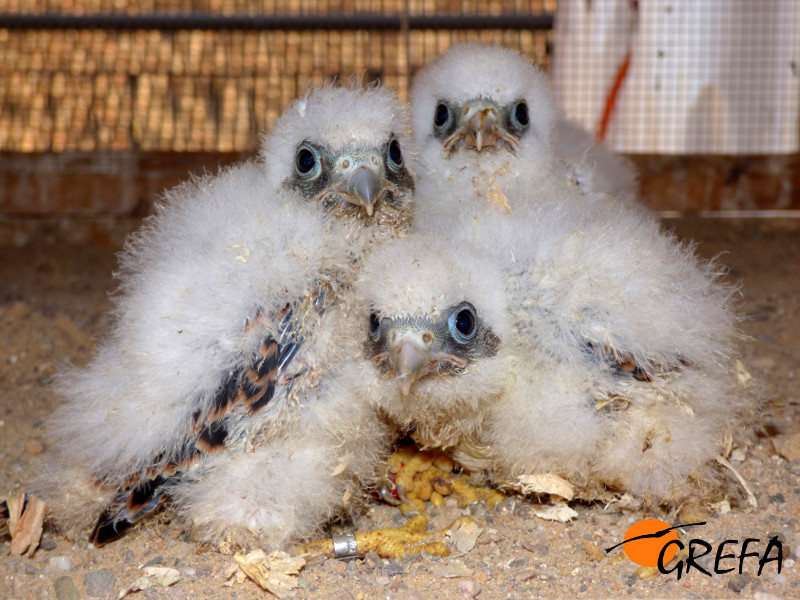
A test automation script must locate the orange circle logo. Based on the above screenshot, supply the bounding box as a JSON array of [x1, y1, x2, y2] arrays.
[[623, 518, 679, 567]]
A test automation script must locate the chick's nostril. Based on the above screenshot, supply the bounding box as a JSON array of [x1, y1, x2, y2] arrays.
[[422, 332, 434, 345]]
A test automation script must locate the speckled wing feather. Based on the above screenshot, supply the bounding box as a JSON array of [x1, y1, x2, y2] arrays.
[[585, 341, 691, 384], [90, 285, 333, 546]]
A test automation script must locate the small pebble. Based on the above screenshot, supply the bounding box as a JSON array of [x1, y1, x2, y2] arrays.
[[514, 568, 537, 583], [730, 449, 746, 463], [456, 580, 482, 598], [381, 561, 405, 577], [773, 573, 787, 585], [727, 573, 752, 593], [39, 537, 57, 551], [778, 433, 800, 462], [395, 591, 425, 600], [582, 540, 605, 562], [141, 555, 163, 568], [324, 558, 347, 574], [468, 503, 489, 518], [177, 564, 197, 577], [54, 576, 80, 600], [753, 593, 782, 600], [494, 498, 517, 515], [84, 569, 115, 597], [364, 551, 384, 570], [46, 555, 74, 573], [24, 440, 44, 455]]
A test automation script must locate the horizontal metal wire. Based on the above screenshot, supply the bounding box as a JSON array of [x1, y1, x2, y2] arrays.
[[0, 13, 554, 31]]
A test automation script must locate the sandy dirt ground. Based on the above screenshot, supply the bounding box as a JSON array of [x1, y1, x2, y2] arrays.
[[1, 216, 799, 600]]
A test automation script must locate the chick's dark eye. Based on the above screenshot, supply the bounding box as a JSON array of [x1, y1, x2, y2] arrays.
[[369, 312, 381, 338], [514, 101, 529, 127], [434, 103, 450, 127], [296, 147, 317, 174], [454, 309, 475, 336], [448, 303, 477, 343], [388, 139, 403, 167]]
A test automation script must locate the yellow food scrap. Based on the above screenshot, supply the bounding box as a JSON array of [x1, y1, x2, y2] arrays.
[[487, 185, 512, 213], [388, 445, 506, 513], [296, 514, 448, 559], [477, 487, 506, 510]]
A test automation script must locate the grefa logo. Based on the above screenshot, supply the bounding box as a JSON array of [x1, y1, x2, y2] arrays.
[[605, 518, 784, 581]]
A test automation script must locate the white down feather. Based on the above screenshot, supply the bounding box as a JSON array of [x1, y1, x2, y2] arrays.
[[410, 42, 638, 205], [46, 84, 414, 544], [355, 198, 750, 504]]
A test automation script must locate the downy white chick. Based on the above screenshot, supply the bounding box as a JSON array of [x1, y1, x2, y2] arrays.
[[410, 42, 638, 205], [46, 84, 414, 548], [352, 217, 750, 506]]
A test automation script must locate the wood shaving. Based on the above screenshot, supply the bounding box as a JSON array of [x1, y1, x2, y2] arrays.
[[604, 492, 643, 512], [233, 550, 305, 598], [531, 501, 578, 523], [513, 473, 575, 501], [734, 360, 752, 386], [330, 455, 350, 477], [716, 454, 758, 508], [8, 494, 46, 557], [446, 517, 483, 553], [432, 560, 473, 578], [118, 566, 180, 598]]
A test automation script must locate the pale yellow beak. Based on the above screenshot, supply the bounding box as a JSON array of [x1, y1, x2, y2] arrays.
[[443, 100, 521, 153], [388, 329, 435, 396]]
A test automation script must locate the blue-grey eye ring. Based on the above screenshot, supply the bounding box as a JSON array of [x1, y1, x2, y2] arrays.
[[434, 102, 451, 128], [511, 100, 529, 129], [448, 302, 477, 343], [387, 137, 403, 171], [295, 143, 322, 178]]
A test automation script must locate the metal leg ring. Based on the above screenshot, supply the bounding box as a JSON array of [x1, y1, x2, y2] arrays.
[[332, 531, 359, 560]]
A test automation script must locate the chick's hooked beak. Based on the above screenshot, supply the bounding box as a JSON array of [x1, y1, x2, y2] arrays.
[[444, 100, 520, 154], [336, 153, 386, 216], [388, 329, 435, 396]]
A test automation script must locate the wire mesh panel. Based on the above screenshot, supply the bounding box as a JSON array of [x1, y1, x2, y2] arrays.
[[0, 1, 554, 153], [552, 0, 800, 155], [0, 0, 798, 218]]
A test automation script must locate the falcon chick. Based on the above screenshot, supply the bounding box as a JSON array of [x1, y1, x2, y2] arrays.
[[410, 42, 637, 203], [352, 218, 751, 507], [46, 83, 414, 548]]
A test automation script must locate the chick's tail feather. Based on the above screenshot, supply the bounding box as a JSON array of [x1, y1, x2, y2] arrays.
[[90, 476, 171, 546], [89, 330, 284, 546], [90, 285, 333, 546]]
